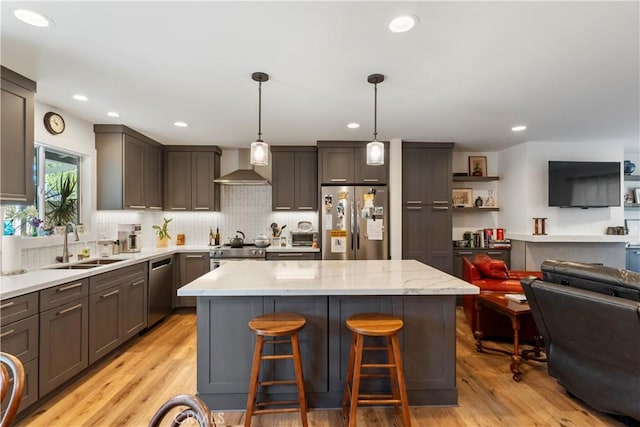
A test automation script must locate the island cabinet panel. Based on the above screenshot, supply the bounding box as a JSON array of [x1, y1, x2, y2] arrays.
[[0, 66, 35, 203], [197, 296, 263, 396], [175, 253, 209, 308], [263, 296, 329, 393]]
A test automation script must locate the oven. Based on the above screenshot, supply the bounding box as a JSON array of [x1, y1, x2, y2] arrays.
[[209, 244, 267, 270]]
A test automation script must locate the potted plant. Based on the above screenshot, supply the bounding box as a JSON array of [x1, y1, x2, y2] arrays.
[[45, 174, 77, 234], [153, 217, 172, 247]]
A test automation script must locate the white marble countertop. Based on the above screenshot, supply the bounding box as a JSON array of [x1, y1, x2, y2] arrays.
[[0, 245, 211, 300], [178, 259, 479, 297]]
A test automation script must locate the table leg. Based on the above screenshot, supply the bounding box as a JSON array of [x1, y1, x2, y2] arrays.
[[474, 299, 484, 353], [510, 315, 523, 382]]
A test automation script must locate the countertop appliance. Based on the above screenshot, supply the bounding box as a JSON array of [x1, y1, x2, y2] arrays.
[[210, 243, 267, 270], [148, 256, 173, 327], [290, 230, 318, 247], [118, 223, 141, 253], [321, 185, 388, 260]]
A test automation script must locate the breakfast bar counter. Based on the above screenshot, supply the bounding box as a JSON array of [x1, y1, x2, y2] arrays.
[[178, 259, 479, 409]]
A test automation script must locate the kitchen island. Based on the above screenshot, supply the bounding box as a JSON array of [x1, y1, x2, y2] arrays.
[[178, 259, 479, 409]]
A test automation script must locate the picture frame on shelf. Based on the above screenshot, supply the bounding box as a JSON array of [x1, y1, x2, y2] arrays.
[[452, 188, 473, 207], [634, 188, 640, 204], [469, 156, 487, 177]]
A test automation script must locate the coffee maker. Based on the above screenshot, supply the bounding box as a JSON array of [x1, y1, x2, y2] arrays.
[[118, 224, 142, 253]]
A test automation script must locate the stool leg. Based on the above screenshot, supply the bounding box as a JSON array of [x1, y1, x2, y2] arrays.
[[342, 332, 357, 419], [348, 333, 364, 427], [245, 335, 264, 427], [391, 334, 411, 427], [290, 333, 309, 427], [386, 336, 400, 414]]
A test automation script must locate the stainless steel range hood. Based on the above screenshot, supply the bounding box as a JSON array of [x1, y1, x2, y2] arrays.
[[214, 149, 270, 185]]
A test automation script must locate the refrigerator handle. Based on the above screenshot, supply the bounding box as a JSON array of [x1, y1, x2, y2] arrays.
[[350, 198, 355, 251], [356, 200, 360, 250]]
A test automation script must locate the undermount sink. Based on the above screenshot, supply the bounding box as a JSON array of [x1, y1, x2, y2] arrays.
[[48, 258, 127, 269]]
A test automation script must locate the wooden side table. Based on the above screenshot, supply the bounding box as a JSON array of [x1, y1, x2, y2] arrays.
[[473, 293, 546, 381]]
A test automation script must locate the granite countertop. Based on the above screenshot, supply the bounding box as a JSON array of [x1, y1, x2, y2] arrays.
[[178, 259, 479, 297], [0, 245, 210, 300]]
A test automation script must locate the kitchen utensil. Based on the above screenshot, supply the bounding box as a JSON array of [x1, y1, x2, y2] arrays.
[[277, 225, 287, 237], [297, 220, 312, 232], [230, 231, 245, 248], [270, 222, 279, 237], [254, 234, 270, 247]]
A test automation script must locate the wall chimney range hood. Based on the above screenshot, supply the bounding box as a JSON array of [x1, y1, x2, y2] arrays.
[[214, 149, 270, 185]]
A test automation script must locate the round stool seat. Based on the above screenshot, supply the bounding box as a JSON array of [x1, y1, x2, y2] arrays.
[[346, 313, 403, 336], [248, 312, 306, 337]]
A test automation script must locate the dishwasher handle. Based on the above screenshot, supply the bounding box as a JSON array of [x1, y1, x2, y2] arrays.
[[151, 257, 172, 270]]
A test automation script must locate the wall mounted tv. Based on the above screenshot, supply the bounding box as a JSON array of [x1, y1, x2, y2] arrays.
[[548, 161, 620, 208]]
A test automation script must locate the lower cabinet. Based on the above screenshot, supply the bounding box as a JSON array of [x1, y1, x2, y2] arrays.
[[89, 264, 147, 364], [175, 252, 209, 308], [452, 248, 511, 279], [627, 248, 640, 273], [39, 296, 89, 397]]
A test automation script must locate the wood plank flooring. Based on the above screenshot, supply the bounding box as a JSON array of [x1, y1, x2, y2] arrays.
[[16, 308, 636, 427]]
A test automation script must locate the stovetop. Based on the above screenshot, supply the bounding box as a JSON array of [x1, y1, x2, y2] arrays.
[[209, 243, 269, 258]]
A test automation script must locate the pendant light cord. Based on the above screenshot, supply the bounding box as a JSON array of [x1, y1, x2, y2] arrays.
[[373, 83, 378, 140], [257, 81, 263, 142]]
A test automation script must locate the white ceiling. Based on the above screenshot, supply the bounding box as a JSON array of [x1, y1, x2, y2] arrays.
[[2, 1, 638, 152]]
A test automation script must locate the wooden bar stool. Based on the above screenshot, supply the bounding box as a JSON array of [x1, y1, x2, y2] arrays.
[[245, 313, 308, 427], [342, 313, 411, 427]]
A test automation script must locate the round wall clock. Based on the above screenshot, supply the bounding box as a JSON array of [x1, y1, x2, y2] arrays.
[[44, 112, 65, 135]]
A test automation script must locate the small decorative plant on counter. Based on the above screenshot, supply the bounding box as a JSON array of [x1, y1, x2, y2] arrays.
[[153, 217, 172, 247]]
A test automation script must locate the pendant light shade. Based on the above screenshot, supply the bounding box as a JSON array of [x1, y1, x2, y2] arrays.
[[250, 72, 269, 166], [366, 74, 385, 166]]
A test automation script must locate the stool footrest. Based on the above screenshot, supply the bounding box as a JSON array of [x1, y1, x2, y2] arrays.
[[261, 354, 294, 360], [358, 393, 394, 399], [259, 380, 297, 386], [362, 363, 395, 368], [253, 408, 301, 415], [264, 339, 291, 345], [363, 346, 387, 351], [360, 373, 391, 378], [357, 399, 402, 405], [256, 400, 300, 407]]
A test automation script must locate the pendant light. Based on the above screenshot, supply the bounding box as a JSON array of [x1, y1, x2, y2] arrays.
[[366, 74, 385, 166], [250, 72, 269, 166]]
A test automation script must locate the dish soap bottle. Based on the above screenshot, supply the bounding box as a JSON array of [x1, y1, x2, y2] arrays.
[[214, 227, 220, 246]]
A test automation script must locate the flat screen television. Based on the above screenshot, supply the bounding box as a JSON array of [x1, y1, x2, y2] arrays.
[[548, 161, 620, 208]]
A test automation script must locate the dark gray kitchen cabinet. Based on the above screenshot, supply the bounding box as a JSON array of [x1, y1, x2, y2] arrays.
[[317, 141, 388, 185], [263, 296, 328, 393], [164, 146, 222, 211], [175, 252, 209, 308], [88, 263, 147, 364], [271, 146, 318, 211], [94, 124, 163, 210], [452, 248, 511, 279], [402, 143, 453, 274], [1, 66, 35, 204], [39, 295, 89, 397], [266, 251, 320, 260], [627, 247, 640, 273]]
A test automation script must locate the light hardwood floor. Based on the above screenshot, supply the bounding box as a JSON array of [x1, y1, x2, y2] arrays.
[[16, 309, 635, 427]]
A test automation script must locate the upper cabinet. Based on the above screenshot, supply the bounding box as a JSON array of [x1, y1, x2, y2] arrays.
[[317, 141, 389, 185], [271, 146, 317, 211], [164, 146, 222, 211], [94, 125, 164, 210], [1, 67, 36, 204], [402, 143, 452, 204]]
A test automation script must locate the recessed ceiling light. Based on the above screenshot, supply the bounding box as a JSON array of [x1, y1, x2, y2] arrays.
[[73, 94, 88, 102], [107, 112, 120, 118], [511, 125, 527, 132], [14, 9, 51, 27], [389, 15, 418, 33], [174, 121, 188, 128], [347, 123, 360, 129]]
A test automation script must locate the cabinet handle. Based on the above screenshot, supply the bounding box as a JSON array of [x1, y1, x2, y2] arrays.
[[128, 205, 146, 209], [148, 206, 162, 210], [57, 303, 82, 316], [487, 251, 503, 255], [171, 207, 187, 210], [362, 179, 379, 182], [297, 206, 313, 210], [456, 251, 473, 255], [330, 178, 347, 182], [57, 282, 83, 292], [406, 200, 422, 204], [433, 206, 449, 210], [186, 255, 204, 259], [277, 253, 304, 257], [406, 206, 423, 210], [101, 289, 120, 298], [633, 251, 640, 255], [0, 329, 15, 339], [275, 207, 291, 210], [0, 301, 14, 309], [130, 280, 144, 287], [433, 200, 449, 204], [194, 207, 210, 210]]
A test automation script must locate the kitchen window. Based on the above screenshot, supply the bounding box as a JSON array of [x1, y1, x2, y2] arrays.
[[36, 145, 81, 227]]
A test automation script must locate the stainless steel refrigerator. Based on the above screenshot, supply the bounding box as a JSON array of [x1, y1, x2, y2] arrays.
[[321, 185, 389, 260]]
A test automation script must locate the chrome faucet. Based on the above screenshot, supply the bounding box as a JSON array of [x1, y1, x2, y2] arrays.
[[61, 222, 79, 263]]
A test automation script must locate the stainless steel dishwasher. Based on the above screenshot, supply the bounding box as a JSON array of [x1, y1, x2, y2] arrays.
[[148, 256, 173, 327]]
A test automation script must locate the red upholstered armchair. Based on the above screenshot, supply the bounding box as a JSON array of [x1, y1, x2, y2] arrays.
[[462, 255, 542, 341]]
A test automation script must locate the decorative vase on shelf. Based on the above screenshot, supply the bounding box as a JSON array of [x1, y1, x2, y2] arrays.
[[624, 160, 636, 175], [3, 220, 14, 236]]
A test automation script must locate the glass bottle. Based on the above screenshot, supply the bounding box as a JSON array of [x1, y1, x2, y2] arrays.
[[214, 227, 221, 246]]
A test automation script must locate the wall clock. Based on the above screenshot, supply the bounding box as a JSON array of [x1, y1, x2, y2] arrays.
[[44, 112, 65, 135]]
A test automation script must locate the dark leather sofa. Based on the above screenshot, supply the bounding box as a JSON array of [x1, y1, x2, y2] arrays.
[[521, 259, 640, 421]]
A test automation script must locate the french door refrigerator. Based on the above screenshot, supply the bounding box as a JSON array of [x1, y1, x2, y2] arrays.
[[320, 185, 389, 260]]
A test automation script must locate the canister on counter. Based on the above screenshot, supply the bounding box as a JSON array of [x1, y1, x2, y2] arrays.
[[496, 228, 504, 241], [176, 234, 185, 245]]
